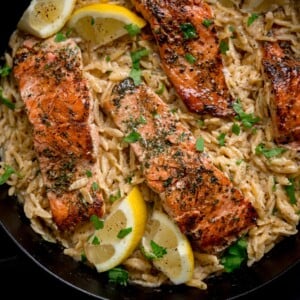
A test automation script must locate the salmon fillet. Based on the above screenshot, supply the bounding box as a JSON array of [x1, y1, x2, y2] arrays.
[[132, 0, 234, 117], [262, 41, 300, 149], [13, 37, 104, 231], [103, 78, 257, 253]]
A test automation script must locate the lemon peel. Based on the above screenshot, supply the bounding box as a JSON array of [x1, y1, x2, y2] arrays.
[[84, 186, 147, 272], [68, 3, 146, 46], [17, 0, 76, 38]]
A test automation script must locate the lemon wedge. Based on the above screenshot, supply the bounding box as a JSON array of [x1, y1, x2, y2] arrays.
[[141, 210, 194, 285], [17, 0, 76, 38], [84, 186, 147, 272], [68, 3, 146, 46]]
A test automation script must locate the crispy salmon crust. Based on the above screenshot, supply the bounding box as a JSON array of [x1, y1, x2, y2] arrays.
[[104, 78, 257, 253], [13, 37, 104, 231], [132, 0, 234, 117], [262, 41, 300, 149]]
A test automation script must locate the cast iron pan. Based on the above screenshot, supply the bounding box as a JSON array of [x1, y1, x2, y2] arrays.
[[1, 1, 300, 299]]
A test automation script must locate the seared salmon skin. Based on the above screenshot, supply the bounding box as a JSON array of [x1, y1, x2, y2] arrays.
[[103, 78, 257, 253], [132, 0, 234, 117], [13, 37, 105, 231], [262, 41, 300, 149]]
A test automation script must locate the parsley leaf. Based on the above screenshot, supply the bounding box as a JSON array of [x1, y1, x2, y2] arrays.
[[108, 267, 129, 286], [0, 88, 15, 110], [0, 165, 16, 185], [232, 123, 240, 135], [142, 240, 167, 260], [86, 170, 92, 177], [129, 48, 149, 85], [92, 182, 99, 191], [129, 68, 141, 85], [233, 100, 260, 128], [123, 131, 141, 143], [117, 227, 132, 239], [109, 189, 121, 203], [150, 240, 167, 258], [217, 133, 226, 146], [285, 178, 296, 205], [255, 143, 287, 158], [184, 53, 197, 64], [196, 137, 204, 152], [90, 214, 104, 230], [219, 40, 229, 54], [221, 237, 248, 272], [0, 64, 11, 77], [236, 159, 244, 166], [202, 19, 213, 28], [124, 23, 141, 37], [91, 236, 100, 245], [180, 23, 198, 40], [54, 32, 67, 42], [247, 13, 259, 26], [81, 253, 87, 263]]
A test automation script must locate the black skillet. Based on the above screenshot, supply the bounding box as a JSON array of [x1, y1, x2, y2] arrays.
[[1, 1, 300, 299]]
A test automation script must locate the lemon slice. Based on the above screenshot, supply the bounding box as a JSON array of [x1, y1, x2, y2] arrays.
[[68, 3, 146, 46], [17, 0, 76, 38], [84, 186, 147, 272], [141, 210, 194, 285]]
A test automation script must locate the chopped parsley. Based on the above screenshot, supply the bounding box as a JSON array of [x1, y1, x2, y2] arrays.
[[180, 23, 198, 40], [54, 32, 67, 42], [0, 165, 16, 185], [247, 13, 259, 26], [92, 182, 100, 191], [255, 143, 287, 158], [236, 159, 243, 166], [219, 40, 229, 54], [124, 23, 141, 37], [221, 237, 248, 273], [233, 99, 260, 129], [196, 137, 204, 152], [142, 240, 167, 260], [150, 240, 167, 258], [109, 189, 121, 203], [0, 64, 11, 77], [0, 88, 15, 110], [90, 214, 104, 230], [129, 48, 150, 85], [125, 175, 133, 184], [81, 253, 87, 263], [123, 131, 141, 143], [217, 133, 226, 146], [91, 236, 100, 245], [91, 17, 95, 26], [232, 123, 240, 135], [108, 267, 128, 286], [202, 19, 213, 28], [184, 53, 197, 64], [117, 227, 132, 239], [86, 170, 92, 178], [285, 178, 296, 205]]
